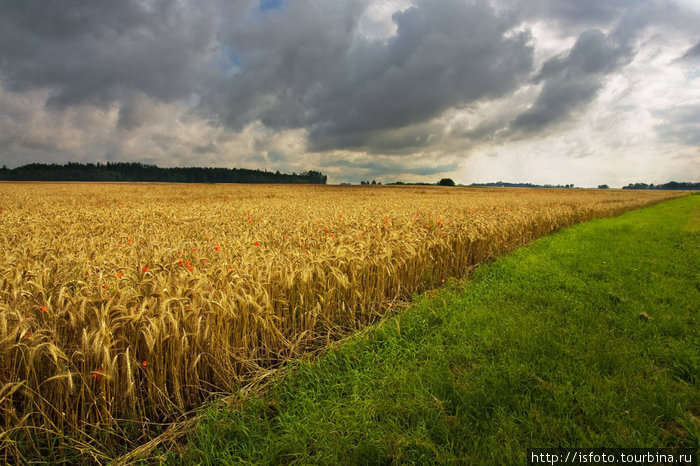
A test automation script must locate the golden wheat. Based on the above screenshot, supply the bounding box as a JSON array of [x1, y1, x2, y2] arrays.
[[0, 182, 683, 461]]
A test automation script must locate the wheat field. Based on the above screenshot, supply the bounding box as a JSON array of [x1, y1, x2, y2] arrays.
[[0, 182, 683, 460]]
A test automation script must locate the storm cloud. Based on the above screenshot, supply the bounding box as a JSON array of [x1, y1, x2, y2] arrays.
[[0, 0, 698, 185], [0, 1, 224, 108]]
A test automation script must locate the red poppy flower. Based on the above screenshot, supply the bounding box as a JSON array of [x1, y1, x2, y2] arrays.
[[215, 244, 221, 251], [128, 238, 132, 244], [116, 272, 122, 278], [142, 361, 147, 367], [178, 260, 183, 266], [142, 266, 149, 272], [92, 369, 104, 381], [41, 306, 47, 312], [253, 241, 260, 246]]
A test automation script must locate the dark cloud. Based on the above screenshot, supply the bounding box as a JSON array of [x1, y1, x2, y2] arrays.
[[681, 39, 700, 59], [201, 0, 366, 131], [0, 0, 231, 108], [116, 97, 146, 130], [514, 0, 642, 29], [0, 0, 675, 154], [310, 1, 534, 151], [205, 0, 534, 152], [510, 29, 630, 133]]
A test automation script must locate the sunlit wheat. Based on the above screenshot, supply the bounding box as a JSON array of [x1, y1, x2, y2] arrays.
[[0, 182, 683, 461]]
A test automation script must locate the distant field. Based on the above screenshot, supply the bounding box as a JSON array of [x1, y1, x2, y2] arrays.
[[0, 183, 684, 462]]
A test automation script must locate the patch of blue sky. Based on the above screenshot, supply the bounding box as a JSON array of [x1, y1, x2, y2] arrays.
[[259, 0, 283, 12], [218, 44, 242, 76]]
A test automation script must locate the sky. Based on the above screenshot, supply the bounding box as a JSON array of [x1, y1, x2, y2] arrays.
[[0, 0, 698, 187]]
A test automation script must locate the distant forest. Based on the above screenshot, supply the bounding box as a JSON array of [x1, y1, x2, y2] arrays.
[[0, 162, 327, 184], [470, 181, 576, 188], [472, 181, 699, 190], [622, 181, 700, 190]]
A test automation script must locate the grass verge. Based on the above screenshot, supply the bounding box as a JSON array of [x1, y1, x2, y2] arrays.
[[177, 195, 699, 465]]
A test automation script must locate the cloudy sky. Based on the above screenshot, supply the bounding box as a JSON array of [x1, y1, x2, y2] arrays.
[[0, 0, 698, 186]]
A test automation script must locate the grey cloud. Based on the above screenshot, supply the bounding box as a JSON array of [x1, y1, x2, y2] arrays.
[[503, 0, 700, 138], [205, 0, 534, 152], [310, 1, 534, 150], [116, 97, 150, 130], [655, 105, 700, 147], [510, 29, 630, 133], [0, 0, 233, 109], [514, 0, 643, 30], [194, 143, 218, 155], [319, 155, 459, 177], [0, 0, 655, 157], [681, 40, 700, 59], [201, 0, 367, 130]]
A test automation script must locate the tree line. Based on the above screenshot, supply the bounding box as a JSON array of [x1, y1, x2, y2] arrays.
[[469, 181, 575, 188], [0, 162, 327, 184], [622, 181, 700, 190]]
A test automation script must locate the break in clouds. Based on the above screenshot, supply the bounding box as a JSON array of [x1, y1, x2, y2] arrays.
[[0, 0, 698, 186]]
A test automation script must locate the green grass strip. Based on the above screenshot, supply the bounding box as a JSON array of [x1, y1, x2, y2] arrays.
[[180, 196, 699, 465]]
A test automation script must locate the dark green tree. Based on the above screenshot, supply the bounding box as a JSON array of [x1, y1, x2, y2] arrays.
[[0, 162, 328, 184]]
